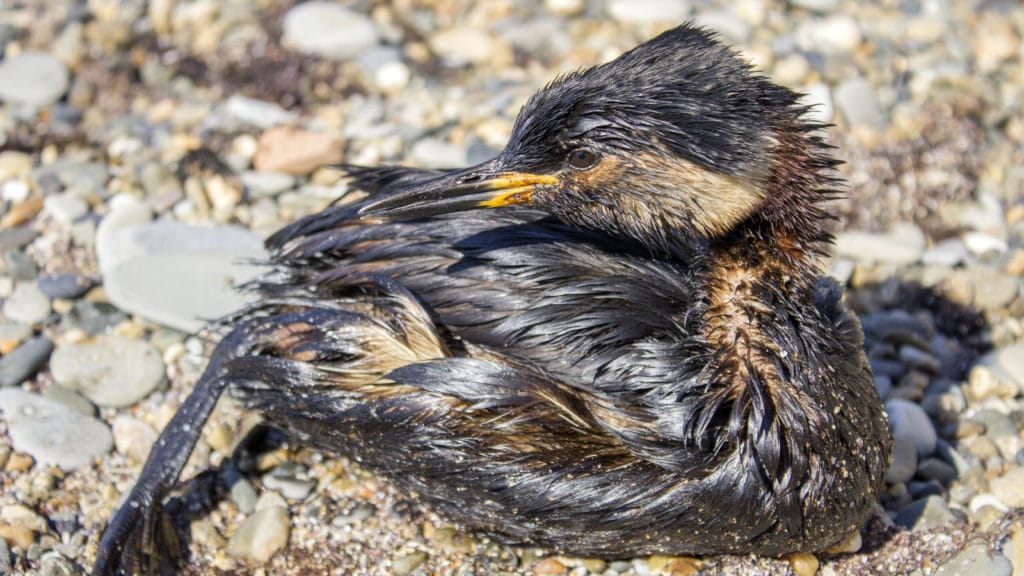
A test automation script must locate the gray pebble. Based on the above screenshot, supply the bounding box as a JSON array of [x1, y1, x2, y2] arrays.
[[835, 77, 886, 128], [834, 224, 925, 265], [230, 478, 259, 514], [0, 337, 54, 387], [226, 506, 290, 562], [968, 266, 1020, 310], [0, 227, 39, 250], [392, 551, 428, 576], [921, 238, 968, 267], [989, 468, 1024, 507], [224, 95, 298, 130], [0, 322, 31, 345], [916, 457, 958, 484], [68, 300, 126, 335], [410, 138, 469, 169], [41, 385, 95, 416], [36, 274, 94, 300], [2, 283, 51, 325], [241, 171, 297, 198], [932, 542, 1012, 576], [789, 0, 839, 13], [0, 388, 113, 470], [0, 51, 69, 108], [282, 2, 379, 60], [875, 375, 892, 399], [887, 435, 918, 484], [49, 335, 165, 408], [886, 399, 937, 456], [263, 472, 316, 500], [896, 494, 957, 531], [0, 536, 9, 573], [331, 504, 375, 527], [606, 0, 691, 23], [899, 346, 942, 375], [2, 250, 39, 280], [42, 193, 88, 227], [970, 409, 1016, 439], [978, 343, 1024, 393], [97, 220, 265, 333]]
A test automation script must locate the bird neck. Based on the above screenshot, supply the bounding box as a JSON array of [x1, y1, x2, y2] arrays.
[[694, 121, 836, 360]]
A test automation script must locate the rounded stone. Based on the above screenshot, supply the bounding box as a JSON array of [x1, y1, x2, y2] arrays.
[[50, 335, 165, 408], [0, 51, 70, 108], [282, 2, 379, 60], [0, 388, 113, 471], [886, 399, 937, 457], [226, 507, 291, 562], [0, 337, 54, 388]]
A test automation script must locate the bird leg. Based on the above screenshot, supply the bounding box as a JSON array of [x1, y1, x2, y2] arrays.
[[91, 318, 278, 576]]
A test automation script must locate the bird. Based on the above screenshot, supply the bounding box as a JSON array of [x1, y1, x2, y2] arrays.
[[92, 23, 892, 575]]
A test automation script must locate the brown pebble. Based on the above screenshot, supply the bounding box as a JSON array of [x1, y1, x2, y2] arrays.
[[649, 554, 702, 576], [253, 126, 344, 175], [0, 197, 44, 228], [0, 523, 35, 550], [4, 451, 34, 473], [532, 557, 567, 575], [785, 552, 819, 576]]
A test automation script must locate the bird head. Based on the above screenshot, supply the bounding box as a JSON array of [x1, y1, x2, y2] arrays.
[[360, 24, 831, 252]]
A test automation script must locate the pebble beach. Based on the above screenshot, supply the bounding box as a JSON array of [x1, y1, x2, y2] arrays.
[[0, 0, 1022, 574]]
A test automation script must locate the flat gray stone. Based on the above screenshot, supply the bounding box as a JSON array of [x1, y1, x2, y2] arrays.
[[0, 388, 112, 471], [834, 223, 925, 265], [922, 238, 968, 267], [282, 2, 379, 60], [2, 283, 51, 325], [606, 0, 691, 23], [886, 399, 937, 457], [896, 495, 957, 531], [990, 468, 1024, 507], [49, 335, 165, 408], [978, 343, 1024, 393], [36, 273, 94, 300], [224, 95, 298, 129], [226, 507, 290, 562], [96, 219, 266, 333], [0, 337, 53, 387], [241, 171, 297, 198], [886, 435, 918, 484], [933, 542, 1012, 576], [0, 51, 69, 108], [835, 77, 886, 128]]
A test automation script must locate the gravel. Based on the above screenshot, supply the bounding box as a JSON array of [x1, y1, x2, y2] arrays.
[[0, 1, 1022, 574]]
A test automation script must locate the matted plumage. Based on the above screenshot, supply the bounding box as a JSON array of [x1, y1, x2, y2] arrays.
[[93, 23, 892, 575]]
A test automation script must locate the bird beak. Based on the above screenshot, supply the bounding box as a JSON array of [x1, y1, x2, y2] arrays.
[[357, 160, 559, 220]]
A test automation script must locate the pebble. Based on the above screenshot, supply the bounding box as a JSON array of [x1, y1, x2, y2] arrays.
[[834, 77, 885, 129], [96, 220, 265, 333], [0, 337, 53, 388], [789, 0, 839, 13], [796, 15, 861, 55], [40, 385, 95, 416], [545, 0, 586, 15], [989, 468, 1024, 507], [833, 224, 925, 265], [330, 504, 375, 527], [0, 51, 69, 108], [977, 343, 1024, 392], [431, 28, 498, 66], [241, 171, 298, 198], [886, 399, 937, 457], [223, 95, 298, 130], [606, 0, 691, 24], [0, 322, 31, 353], [962, 231, 1008, 257], [967, 267, 1019, 310], [1, 283, 51, 325], [800, 81, 834, 124], [896, 494, 957, 531], [253, 126, 345, 175], [226, 506, 291, 562], [263, 471, 316, 501], [230, 478, 258, 514], [921, 239, 967, 267], [933, 542, 1012, 576], [282, 2, 379, 60], [110, 414, 158, 463], [886, 435, 918, 484], [36, 274, 93, 300], [410, 138, 468, 169], [0, 389, 112, 471], [42, 194, 88, 227], [1010, 529, 1024, 576], [392, 551, 429, 576], [49, 335, 165, 408]]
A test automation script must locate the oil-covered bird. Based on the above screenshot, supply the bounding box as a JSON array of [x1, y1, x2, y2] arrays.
[[93, 23, 892, 574]]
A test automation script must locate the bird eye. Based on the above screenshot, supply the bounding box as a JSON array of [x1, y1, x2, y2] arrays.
[[567, 149, 599, 170]]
